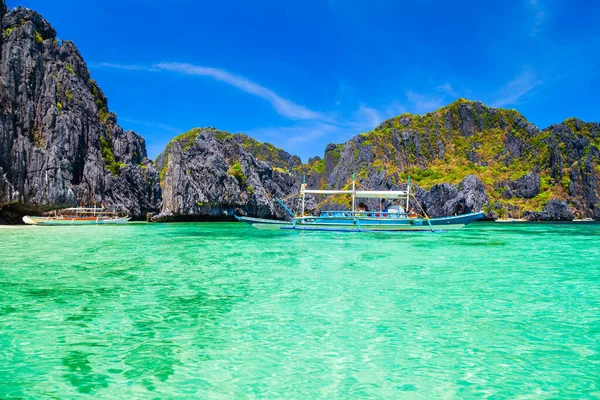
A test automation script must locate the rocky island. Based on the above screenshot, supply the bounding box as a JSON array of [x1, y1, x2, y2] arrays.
[[0, 1, 598, 223]]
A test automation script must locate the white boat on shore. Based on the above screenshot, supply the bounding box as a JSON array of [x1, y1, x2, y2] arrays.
[[495, 218, 528, 223], [23, 207, 130, 226]]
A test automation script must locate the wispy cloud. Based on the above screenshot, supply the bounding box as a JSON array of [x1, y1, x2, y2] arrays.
[[438, 82, 458, 97], [95, 62, 156, 71], [403, 82, 459, 115], [120, 118, 183, 134], [98, 62, 322, 121], [528, 0, 546, 35], [406, 91, 445, 114], [490, 69, 542, 107]]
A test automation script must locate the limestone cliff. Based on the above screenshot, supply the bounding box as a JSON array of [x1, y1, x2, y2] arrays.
[[0, 3, 160, 222], [301, 100, 599, 220], [152, 128, 301, 221]]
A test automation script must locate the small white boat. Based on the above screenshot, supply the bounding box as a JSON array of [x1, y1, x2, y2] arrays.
[[573, 218, 595, 222], [23, 207, 130, 225], [495, 218, 528, 223]]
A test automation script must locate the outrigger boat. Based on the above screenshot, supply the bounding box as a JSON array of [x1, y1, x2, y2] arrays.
[[236, 176, 484, 232], [23, 206, 130, 226]]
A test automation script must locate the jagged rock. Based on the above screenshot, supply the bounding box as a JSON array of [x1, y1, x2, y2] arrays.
[[416, 175, 489, 217], [525, 199, 574, 221], [155, 128, 299, 221], [497, 172, 540, 199], [0, 1, 161, 222]]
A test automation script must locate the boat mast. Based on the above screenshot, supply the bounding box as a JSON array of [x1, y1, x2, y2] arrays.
[[351, 172, 356, 212], [301, 174, 306, 216], [406, 176, 411, 211]]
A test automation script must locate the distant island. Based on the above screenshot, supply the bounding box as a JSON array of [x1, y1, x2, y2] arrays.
[[0, 1, 598, 223]]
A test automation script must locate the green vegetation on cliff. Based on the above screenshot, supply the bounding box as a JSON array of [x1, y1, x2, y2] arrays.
[[99, 134, 126, 176], [315, 99, 599, 216], [227, 161, 247, 186]]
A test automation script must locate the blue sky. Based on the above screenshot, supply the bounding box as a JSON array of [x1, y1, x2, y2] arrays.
[[9, 0, 600, 160]]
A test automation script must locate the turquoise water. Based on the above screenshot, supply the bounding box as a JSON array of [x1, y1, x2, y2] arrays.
[[1, 222, 599, 398]]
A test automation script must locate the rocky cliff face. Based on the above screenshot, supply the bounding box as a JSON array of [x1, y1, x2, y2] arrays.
[[152, 128, 301, 221], [152, 100, 598, 222], [0, 2, 160, 222], [299, 100, 599, 220]]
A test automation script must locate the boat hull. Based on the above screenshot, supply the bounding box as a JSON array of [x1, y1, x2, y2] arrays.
[[236, 212, 484, 232], [23, 216, 130, 225]]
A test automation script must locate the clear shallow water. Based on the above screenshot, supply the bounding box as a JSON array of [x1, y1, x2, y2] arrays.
[[1, 222, 599, 398]]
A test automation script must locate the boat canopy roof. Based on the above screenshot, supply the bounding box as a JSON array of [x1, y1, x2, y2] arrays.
[[51, 207, 119, 215], [302, 189, 408, 199]]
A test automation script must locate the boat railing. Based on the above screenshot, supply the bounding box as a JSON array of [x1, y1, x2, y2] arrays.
[[314, 211, 407, 219]]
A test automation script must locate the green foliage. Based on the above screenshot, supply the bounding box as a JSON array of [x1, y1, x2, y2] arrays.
[[159, 154, 169, 184], [98, 109, 110, 123], [247, 185, 254, 195], [99, 134, 125, 176], [166, 128, 203, 152], [65, 90, 73, 101], [56, 101, 63, 111], [216, 131, 233, 140], [3, 27, 14, 36], [311, 159, 325, 174], [89, 79, 110, 123], [32, 128, 45, 148], [227, 161, 247, 186], [65, 63, 75, 75], [35, 30, 43, 43]]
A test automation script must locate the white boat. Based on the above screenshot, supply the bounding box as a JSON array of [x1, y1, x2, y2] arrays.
[[495, 218, 528, 223], [23, 207, 130, 225], [573, 218, 595, 222], [236, 175, 484, 232]]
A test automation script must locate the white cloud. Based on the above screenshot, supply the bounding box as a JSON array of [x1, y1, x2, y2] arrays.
[[155, 63, 325, 121], [406, 90, 446, 114], [490, 69, 542, 107], [96, 62, 156, 71], [438, 82, 458, 97], [120, 117, 183, 134], [528, 0, 546, 35], [98, 62, 322, 121]]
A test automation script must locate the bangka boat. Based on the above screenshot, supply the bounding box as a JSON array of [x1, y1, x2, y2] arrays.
[[495, 218, 528, 223], [573, 218, 595, 222], [23, 207, 130, 226], [236, 176, 484, 232]]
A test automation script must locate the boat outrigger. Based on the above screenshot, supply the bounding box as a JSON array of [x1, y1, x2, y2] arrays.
[[236, 176, 484, 232], [23, 206, 130, 226]]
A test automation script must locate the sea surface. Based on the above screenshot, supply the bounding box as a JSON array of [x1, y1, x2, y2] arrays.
[[1, 222, 599, 398]]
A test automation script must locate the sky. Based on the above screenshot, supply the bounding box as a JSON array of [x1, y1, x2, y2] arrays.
[[8, 0, 600, 160]]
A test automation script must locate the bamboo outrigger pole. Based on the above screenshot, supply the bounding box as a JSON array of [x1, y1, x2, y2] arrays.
[[301, 174, 306, 216], [351, 172, 356, 212], [406, 175, 411, 211]]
